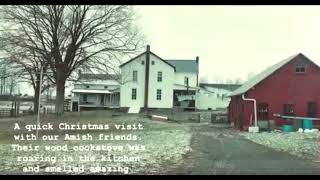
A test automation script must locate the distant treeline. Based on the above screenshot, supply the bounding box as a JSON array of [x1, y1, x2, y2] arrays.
[[0, 95, 34, 102]]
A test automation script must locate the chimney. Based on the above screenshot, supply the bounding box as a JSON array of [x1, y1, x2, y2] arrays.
[[146, 45, 150, 52], [196, 56, 199, 63]]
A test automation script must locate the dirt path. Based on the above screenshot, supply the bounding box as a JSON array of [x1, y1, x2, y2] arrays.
[[165, 123, 320, 175]]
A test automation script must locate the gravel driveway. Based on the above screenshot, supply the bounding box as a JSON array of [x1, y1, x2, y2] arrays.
[[165, 123, 320, 175]]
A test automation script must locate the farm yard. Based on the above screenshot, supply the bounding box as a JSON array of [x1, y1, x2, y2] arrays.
[[0, 110, 319, 175]]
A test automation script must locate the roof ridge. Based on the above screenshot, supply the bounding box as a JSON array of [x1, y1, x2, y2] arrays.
[[166, 59, 196, 61], [229, 53, 302, 96]]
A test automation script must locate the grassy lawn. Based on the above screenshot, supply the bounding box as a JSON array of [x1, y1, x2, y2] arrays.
[[0, 111, 192, 174]]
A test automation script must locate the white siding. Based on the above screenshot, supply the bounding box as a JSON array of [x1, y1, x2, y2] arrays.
[[148, 54, 175, 108], [120, 54, 146, 108]]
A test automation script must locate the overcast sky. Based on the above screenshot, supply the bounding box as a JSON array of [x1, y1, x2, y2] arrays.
[[135, 5, 320, 83], [20, 5, 320, 95]]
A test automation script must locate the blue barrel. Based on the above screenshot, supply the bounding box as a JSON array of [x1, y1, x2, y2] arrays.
[[303, 119, 313, 129], [282, 125, 294, 132]]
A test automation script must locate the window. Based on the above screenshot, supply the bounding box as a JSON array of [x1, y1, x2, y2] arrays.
[[157, 71, 162, 82], [133, 71, 138, 81], [131, 88, 137, 100], [258, 103, 269, 119], [83, 94, 87, 102], [86, 85, 90, 88], [295, 61, 306, 73], [156, 89, 162, 100], [152, 61, 155, 65], [141, 61, 144, 65], [283, 104, 294, 116], [184, 77, 189, 86], [104, 86, 108, 89]]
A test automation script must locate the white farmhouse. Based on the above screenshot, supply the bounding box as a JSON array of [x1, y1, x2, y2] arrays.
[[71, 73, 120, 111], [119, 45, 199, 113]]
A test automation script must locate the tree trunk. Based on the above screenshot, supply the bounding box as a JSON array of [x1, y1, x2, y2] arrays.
[[0, 78, 3, 95], [33, 82, 40, 114], [9, 78, 14, 96], [55, 73, 66, 115]]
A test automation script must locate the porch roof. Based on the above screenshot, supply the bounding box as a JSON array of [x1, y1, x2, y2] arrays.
[[71, 89, 111, 94]]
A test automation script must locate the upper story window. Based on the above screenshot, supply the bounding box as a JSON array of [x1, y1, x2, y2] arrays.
[[141, 61, 145, 65], [104, 86, 108, 89], [133, 70, 138, 81], [152, 61, 155, 65], [157, 71, 162, 82], [184, 77, 189, 86], [86, 85, 90, 88], [295, 61, 306, 73]]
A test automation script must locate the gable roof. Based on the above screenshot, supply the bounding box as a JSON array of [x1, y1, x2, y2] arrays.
[[119, 51, 176, 71], [229, 53, 314, 97], [166, 60, 199, 73]]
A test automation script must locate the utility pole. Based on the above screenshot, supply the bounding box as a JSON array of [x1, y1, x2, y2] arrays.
[[186, 77, 189, 94], [36, 66, 43, 138]]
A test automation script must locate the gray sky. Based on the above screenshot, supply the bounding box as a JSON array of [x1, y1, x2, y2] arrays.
[[19, 5, 320, 95], [135, 5, 320, 83]]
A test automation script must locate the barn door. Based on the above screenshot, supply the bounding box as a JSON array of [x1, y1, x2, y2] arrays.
[[307, 102, 317, 117]]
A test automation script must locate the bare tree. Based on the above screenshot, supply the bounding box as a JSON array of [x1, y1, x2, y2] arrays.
[[0, 59, 24, 96], [0, 5, 144, 114], [0, 14, 54, 114]]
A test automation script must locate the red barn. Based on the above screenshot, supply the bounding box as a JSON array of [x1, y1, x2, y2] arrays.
[[228, 53, 320, 130]]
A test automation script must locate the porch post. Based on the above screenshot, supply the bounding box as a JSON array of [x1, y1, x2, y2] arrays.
[[78, 94, 80, 112]]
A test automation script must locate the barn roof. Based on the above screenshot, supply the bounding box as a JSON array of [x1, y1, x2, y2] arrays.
[[229, 53, 304, 97], [166, 60, 199, 73]]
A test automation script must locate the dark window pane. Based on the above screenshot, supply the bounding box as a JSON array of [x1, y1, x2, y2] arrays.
[[258, 103, 269, 119], [283, 104, 294, 116], [133, 71, 138, 81], [132, 88, 137, 100], [156, 89, 161, 100], [157, 71, 162, 82]]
